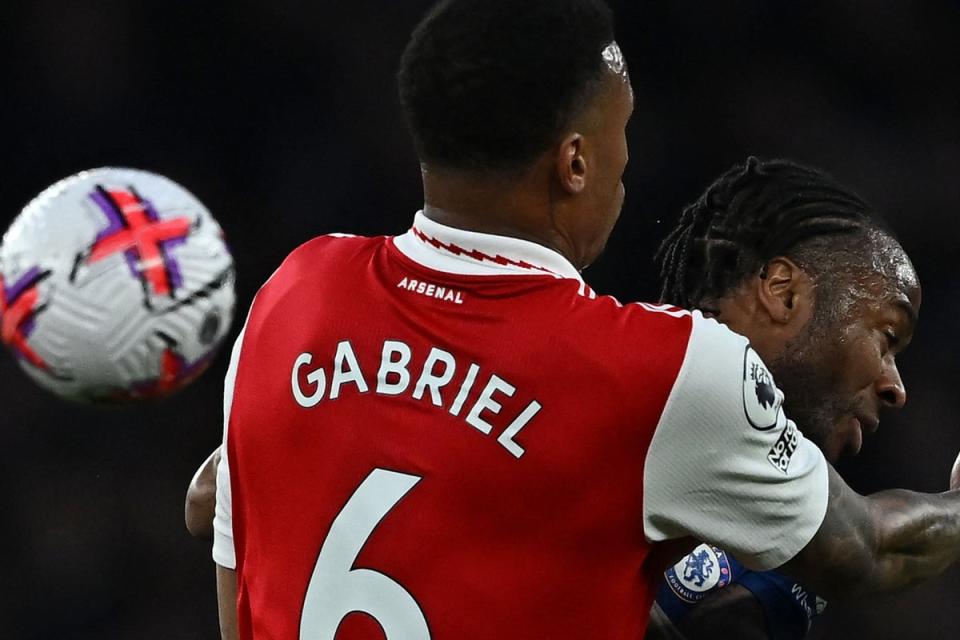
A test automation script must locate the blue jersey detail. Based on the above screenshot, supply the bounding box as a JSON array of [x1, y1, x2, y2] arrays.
[[655, 546, 826, 640]]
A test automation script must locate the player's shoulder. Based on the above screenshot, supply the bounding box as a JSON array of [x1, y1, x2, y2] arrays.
[[262, 232, 384, 286], [284, 232, 383, 268], [243, 232, 383, 316], [654, 309, 773, 428], [571, 296, 748, 357], [568, 292, 691, 326]]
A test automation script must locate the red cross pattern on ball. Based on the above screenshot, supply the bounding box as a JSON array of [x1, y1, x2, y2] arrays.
[[88, 186, 192, 296], [0, 267, 52, 371]]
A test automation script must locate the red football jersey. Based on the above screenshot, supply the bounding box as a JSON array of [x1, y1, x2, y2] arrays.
[[214, 213, 828, 639]]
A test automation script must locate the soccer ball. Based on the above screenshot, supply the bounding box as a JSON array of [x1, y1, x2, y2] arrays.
[[0, 168, 236, 402]]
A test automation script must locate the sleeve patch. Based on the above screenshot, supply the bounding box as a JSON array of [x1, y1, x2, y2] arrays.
[[742, 346, 783, 431], [664, 544, 733, 603]]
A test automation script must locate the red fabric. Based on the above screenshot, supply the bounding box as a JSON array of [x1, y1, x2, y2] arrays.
[[88, 189, 190, 296], [228, 235, 693, 639]]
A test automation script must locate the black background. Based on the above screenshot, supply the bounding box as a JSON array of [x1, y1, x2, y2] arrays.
[[1, 1, 959, 637]]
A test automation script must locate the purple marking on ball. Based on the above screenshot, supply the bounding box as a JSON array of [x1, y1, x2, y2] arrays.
[[123, 249, 141, 280], [21, 316, 37, 337], [167, 259, 184, 290], [5, 266, 43, 303], [140, 196, 161, 222], [161, 236, 188, 289], [89, 189, 126, 241]]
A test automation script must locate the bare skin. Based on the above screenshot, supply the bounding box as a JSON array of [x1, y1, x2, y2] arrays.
[[712, 247, 917, 465], [217, 563, 238, 640], [422, 71, 632, 271], [667, 584, 767, 640], [185, 448, 219, 540]]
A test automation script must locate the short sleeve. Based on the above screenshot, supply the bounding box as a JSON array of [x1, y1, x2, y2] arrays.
[[212, 327, 245, 569], [642, 313, 829, 570]]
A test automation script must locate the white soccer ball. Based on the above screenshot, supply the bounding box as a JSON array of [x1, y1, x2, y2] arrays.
[[0, 168, 236, 402]]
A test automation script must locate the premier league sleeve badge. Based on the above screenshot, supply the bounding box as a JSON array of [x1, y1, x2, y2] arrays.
[[742, 346, 783, 431]]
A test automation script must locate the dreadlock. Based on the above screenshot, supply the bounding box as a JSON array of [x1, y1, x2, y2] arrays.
[[655, 157, 886, 310]]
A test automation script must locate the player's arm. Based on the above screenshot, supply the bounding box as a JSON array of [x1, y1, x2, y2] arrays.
[[647, 586, 767, 640], [217, 565, 239, 640], [649, 543, 798, 640], [643, 313, 960, 602], [676, 585, 767, 640], [213, 432, 239, 639], [185, 447, 220, 539], [213, 327, 245, 640], [645, 602, 689, 640], [213, 436, 239, 639], [783, 466, 960, 598]]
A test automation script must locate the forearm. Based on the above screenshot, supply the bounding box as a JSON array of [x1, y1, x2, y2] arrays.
[[674, 584, 768, 640], [645, 602, 688, 640], [785, 465, 960, 600], [217, 564, 239, 640], [864, 489, 960, 593]]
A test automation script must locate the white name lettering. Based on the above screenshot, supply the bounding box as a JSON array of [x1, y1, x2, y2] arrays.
[[377, 340, 412, 395], [330, 341, 369, 399], [498, 400, 541, 459], [293, 352, 326, 408], [466, 375, 515, 434], [412, 348, 457, 406], [291, 340, 539, 458], [450, 363, 480, 417]]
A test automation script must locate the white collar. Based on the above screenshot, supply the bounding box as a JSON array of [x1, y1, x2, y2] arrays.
[[392, 211, 583, 282]]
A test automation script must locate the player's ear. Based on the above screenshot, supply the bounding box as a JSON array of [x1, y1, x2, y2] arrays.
[[555, 133, 587, 194], [757, 257, 813, 326]]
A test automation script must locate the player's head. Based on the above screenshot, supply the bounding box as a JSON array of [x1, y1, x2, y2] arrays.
[[398, 0, 631, 268], [656, 157, 921, 462]]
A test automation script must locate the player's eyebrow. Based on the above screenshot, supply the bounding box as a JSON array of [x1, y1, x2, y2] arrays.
[[892, 296, 918, 332]]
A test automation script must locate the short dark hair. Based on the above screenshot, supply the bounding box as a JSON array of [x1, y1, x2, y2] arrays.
[[656, 157, 889, 310], [398, 0, 616, 173]]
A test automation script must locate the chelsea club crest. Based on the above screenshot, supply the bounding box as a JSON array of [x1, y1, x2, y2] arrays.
[[665, 544, 732, 603]]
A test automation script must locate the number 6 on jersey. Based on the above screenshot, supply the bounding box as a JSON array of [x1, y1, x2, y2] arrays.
[[300, 469, 431, 639]]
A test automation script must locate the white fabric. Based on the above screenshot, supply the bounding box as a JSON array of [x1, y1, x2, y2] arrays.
[[392, 211, 583, 281], [212, 327, 245, 569], [642, 313, 829, 570]]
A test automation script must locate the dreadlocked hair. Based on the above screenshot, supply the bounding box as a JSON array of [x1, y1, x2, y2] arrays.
[[655, 157, 884, 310]]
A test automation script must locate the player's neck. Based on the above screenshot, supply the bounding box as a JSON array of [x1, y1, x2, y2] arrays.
[[420, 165, 579, 266]]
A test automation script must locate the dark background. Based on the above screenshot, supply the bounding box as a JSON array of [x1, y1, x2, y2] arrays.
[[1, 1, 958, 637]]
